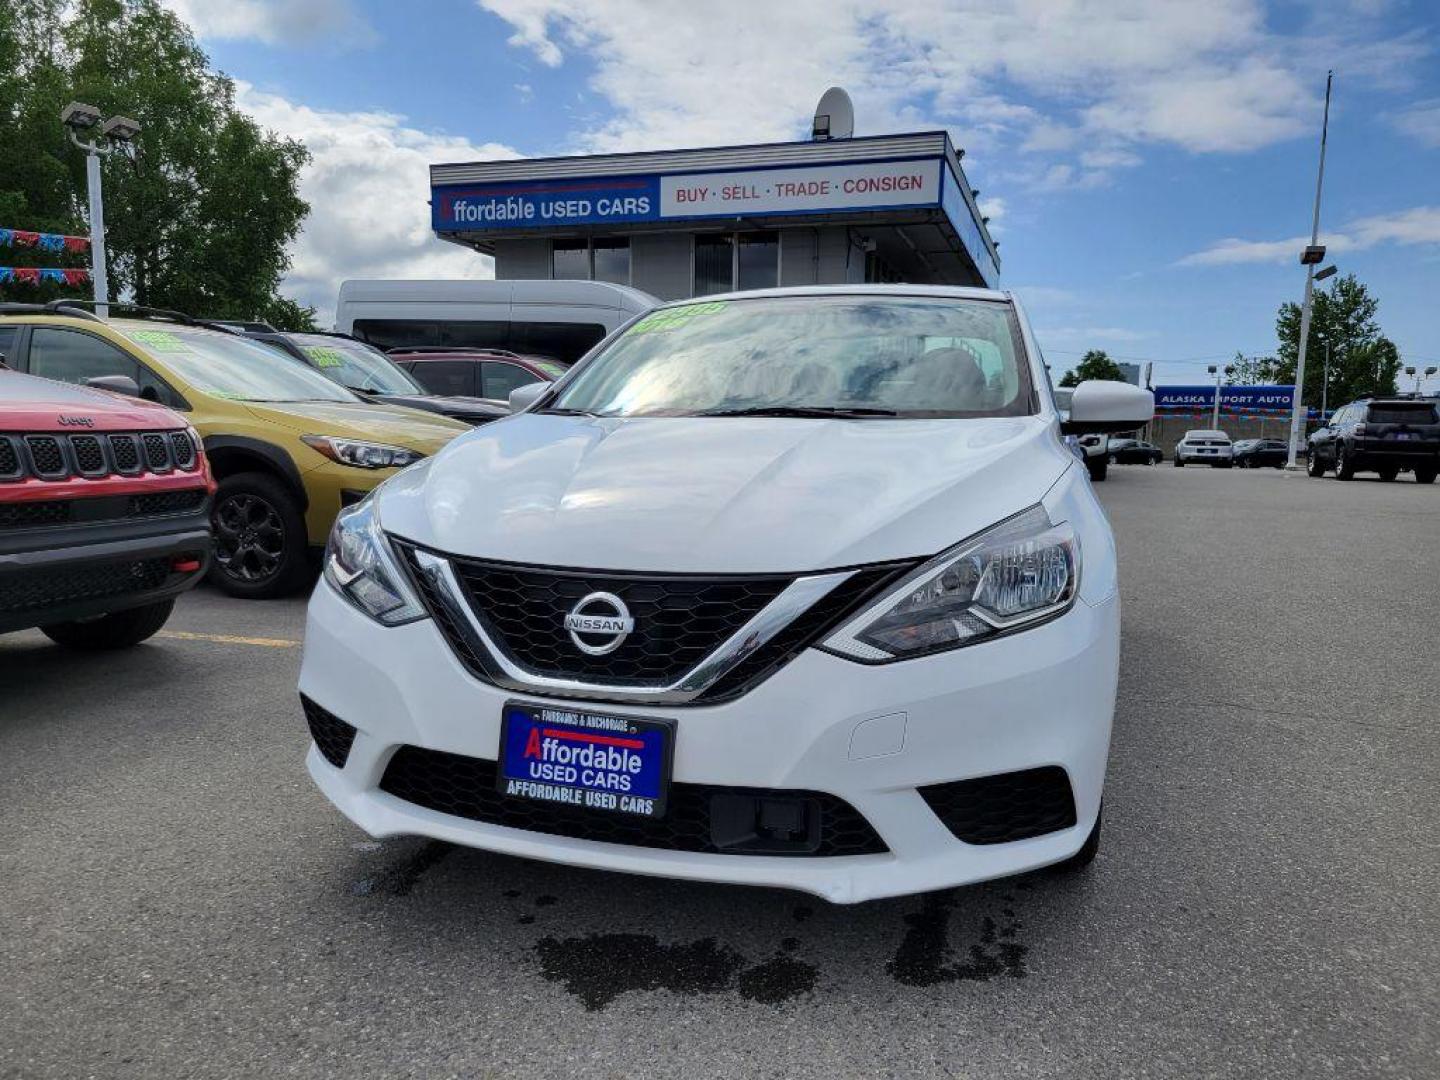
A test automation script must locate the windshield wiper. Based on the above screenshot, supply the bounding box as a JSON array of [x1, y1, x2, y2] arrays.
[[536, 406, 600, 417], [699, 405, 898, 419]]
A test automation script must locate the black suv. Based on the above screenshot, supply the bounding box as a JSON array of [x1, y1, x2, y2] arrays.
[[1306, 397, 1439, 482]]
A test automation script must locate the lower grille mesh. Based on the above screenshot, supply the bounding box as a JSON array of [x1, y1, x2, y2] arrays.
[[379, 744, 888, 858], [919, 766, 1078, 845], [302, 696, 357, 769], [0, 557, 171, 613]]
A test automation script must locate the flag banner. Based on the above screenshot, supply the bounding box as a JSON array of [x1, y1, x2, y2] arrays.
[[0, 266, 90, 285], [0, 227, 90, 253]]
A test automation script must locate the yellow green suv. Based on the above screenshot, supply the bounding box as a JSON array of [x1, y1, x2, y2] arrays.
[[0, 306, 468, 598]]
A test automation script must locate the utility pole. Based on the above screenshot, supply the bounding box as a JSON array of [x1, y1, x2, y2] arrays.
[[1286, 72, 1333, 470], [1321, 341, 1330, 420], [1208, 364, 1223, 430]]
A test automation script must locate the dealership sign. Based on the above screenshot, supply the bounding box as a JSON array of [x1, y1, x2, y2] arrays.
[[1155, 385, 1298, 412], [432, 157, 944, 232]]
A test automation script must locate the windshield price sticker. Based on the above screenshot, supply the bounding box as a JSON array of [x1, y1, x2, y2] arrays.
[[498, 703, 674, 819], [304, 346, 346, 368], [129, 329, 188, 353], [630, 301, 727, 335]]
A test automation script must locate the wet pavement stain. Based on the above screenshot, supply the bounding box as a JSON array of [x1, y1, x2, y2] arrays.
[[350, 840, 454, 898], [887, 890, 1028, 986], [736, 951, 818, 1005], [534, 934, 746, 1011]]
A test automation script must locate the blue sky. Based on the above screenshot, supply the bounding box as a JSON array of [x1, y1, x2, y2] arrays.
[[166, 0, 1440, 389]]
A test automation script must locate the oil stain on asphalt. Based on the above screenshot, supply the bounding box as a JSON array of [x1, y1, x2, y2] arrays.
[[887, 889, 1028, 985]]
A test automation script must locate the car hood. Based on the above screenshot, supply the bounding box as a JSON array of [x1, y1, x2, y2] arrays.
[[379, 414, 1074, 573], [0, 370, 185, 432], [366, 393, 508, 420], [243, 400, 467, 453]]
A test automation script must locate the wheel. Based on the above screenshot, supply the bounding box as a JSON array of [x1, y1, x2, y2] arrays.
[[1087, 456, 1108, 482], [1415, 465, 1438, 485], [209, 471, 310, 599], [41, 599, 175, 650], [1334, 444, 1355, 480], [1307, 449, 1326, 477], [1174, 456, 1184, 467], [1054, 807, 1102, 872], [1378, 466, 1399, 482]]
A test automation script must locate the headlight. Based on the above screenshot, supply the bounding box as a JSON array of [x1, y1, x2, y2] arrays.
[[302, 435, 425, 470], [323, 498, 426, 625], [822, 506, 1079, 662]]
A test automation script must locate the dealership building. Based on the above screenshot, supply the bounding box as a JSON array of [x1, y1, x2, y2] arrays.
[[428, 130, 1000, 300]]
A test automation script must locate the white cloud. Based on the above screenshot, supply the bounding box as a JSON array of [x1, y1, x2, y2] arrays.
[[234, 85, 522, 322], [163, 0, 374, 46], [1391, 99, 1440, 148], [474, 0, 1425, 179], [1178, 206, 1440, 266]]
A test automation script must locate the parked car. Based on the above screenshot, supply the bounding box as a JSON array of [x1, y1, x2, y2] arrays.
[[1, 365, 212, 648], [212, 325, 507, 426], [334, 279, 655, 362], [1306, 397, 1439, 482], [1231, 438, 1289, 468], [298, 286, 1154, 903], [0, 302, 468, 599], [1107, 438, 1162, 465], [1173, 429, 1233, 467], [389, 348, 566, 401]]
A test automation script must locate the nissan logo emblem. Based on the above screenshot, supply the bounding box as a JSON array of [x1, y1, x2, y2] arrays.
[[562, 592, 635, 656]]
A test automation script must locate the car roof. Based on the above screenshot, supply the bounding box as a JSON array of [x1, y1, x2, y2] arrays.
[[657, 284, 1013, 307]]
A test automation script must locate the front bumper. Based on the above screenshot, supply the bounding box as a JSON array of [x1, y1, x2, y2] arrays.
[[0, 518, 211, 633], [299, 579, 1119, 904]]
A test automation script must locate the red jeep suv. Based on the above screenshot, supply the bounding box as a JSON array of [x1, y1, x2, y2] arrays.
[[1, 369, 213, 648]]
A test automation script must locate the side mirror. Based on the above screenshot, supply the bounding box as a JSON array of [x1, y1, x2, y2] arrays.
[[507, 380, 547, 413], [84, 374, 141, 398], [1060, 380, 1154, 435]]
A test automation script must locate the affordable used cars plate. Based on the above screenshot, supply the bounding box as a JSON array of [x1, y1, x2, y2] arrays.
[[497, 702, 674, 819]]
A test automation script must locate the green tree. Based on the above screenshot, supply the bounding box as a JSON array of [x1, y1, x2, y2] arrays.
[[1272, 274, 1401, 407], [1224, 351, 1279, 385], [1059, 349, 1127, 387], [0, 0, 313, 325]]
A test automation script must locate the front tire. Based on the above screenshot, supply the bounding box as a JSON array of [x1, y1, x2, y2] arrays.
[[1334, 444, 1355, 480], [1415, 465, 1438, 485], [41, 599, 175, 650], [1087, 456, 1108, 482], [209, 471, 310, 599], [1174, 456, 1184, 467], [1307, 450, 1326, 477], [1378, 465, 1399, 482]]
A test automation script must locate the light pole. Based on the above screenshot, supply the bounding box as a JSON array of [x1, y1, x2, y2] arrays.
[[1285, 72, 1334, 471], [60, 102, 141, 318]]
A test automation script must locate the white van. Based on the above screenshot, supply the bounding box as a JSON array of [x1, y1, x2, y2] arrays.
[[334, 280, 657, 364]]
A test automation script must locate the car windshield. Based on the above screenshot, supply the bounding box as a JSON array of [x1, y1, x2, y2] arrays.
[[287, 334, 426, 395], [547, 295, 1034, 419], [120, 326, 356, 403]]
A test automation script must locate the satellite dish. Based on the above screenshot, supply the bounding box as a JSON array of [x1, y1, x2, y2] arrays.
[[812, 87, 854, 141]]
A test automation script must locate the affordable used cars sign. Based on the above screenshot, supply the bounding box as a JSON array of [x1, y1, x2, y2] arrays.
[[432, 157, 943, 231]]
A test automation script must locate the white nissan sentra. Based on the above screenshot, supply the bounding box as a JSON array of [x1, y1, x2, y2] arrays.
[[299, 286, 1153, 903]]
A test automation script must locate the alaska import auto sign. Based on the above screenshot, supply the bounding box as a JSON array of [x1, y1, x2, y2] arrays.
[[1155, 386, 1298, 412], [432, 157, 943, 231]]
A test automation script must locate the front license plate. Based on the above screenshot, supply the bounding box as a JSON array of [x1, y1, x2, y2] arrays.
[[498, 702, 674, 819]]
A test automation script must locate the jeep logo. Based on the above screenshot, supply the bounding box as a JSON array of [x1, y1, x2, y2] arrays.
[[57, 415, 95, 427]]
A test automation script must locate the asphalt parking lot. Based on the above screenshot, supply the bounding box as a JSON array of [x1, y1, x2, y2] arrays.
[[2, 465, 1437, 1080]]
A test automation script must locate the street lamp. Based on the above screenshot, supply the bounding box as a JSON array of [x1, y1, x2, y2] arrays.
[[1285, 72, 1334, 471], [60, 101, 141, 318], [1425, 366, 1439, 394], [1207, 364, 1232, 431]]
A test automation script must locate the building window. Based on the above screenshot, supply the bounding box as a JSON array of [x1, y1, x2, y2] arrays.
[[552, 238, 631, 284], [695, 231, 778, 295], [737, 232, 778, 290], [552, 239, 588, 280], [694, 234, 734, 296], [592, 238, 630, 284]]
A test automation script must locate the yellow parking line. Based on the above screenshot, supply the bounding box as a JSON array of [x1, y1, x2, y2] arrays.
[[157, 630, 302, 648]]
